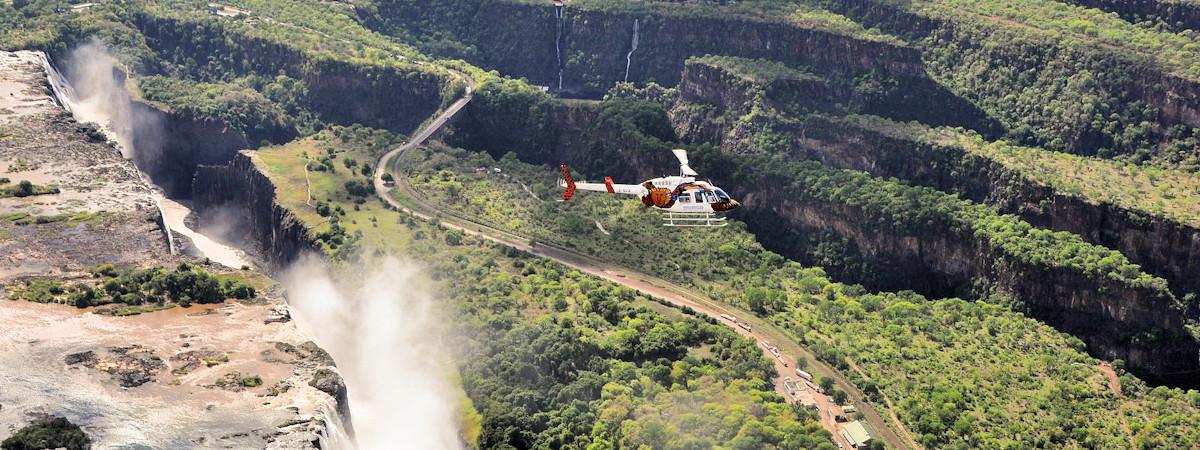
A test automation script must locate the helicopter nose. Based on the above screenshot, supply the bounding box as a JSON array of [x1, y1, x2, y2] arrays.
[[724, 199, 740, 210]]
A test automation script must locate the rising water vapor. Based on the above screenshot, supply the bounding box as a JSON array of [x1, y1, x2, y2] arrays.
[[282, 254, 461, 450], [62, 39, 163, 160]]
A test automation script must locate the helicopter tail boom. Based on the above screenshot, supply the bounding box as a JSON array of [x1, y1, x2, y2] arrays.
[[558, 164, 648, 199]]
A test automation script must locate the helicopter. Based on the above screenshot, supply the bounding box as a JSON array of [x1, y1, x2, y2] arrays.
[[558, 149, 739, 227]]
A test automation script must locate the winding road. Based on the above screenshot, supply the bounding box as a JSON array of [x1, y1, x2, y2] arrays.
[[373, 78, 919, 450]]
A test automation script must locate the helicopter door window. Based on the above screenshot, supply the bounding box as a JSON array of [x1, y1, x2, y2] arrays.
[[693, 192, 705, 203], [703, 191, 717, 203], [677, 193, 690, 203]]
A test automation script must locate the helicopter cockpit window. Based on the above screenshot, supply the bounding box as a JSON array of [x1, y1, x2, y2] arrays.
[[694, 191, 705, 203], [714, 189, 731, 201], [703, 191, 717, 203]]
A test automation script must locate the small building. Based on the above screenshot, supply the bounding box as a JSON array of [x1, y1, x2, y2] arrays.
[[840, 421, 873, 449]]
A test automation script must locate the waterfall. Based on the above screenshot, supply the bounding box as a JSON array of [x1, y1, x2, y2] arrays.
[[624, 19, 639, 83], [39, 52, 177, 255], [317, 399, 356, 450], [555, 4, 565, 90]]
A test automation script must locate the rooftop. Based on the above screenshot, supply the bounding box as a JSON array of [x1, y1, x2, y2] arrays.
[[840, 421, 872, 448]]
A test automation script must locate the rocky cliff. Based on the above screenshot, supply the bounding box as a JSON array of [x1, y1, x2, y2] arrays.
[[362, 0, 998, 133], [742, 180, 1198, 382], [823, 0, 1200, 158], [192, 152, 320, 272], [133, 12, 450, 134], [131, 101, 260, 197], [671, 62, 1200, 303], [444, 78, 1199, 384]]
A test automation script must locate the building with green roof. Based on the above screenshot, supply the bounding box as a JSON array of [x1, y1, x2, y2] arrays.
[[840, 421, 873, 449]]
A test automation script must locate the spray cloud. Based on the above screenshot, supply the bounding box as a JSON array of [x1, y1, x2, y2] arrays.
[[62, 39, 163, 162], [283, 254, 461, 450]]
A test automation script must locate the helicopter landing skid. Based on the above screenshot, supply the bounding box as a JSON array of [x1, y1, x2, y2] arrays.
[[662, 211, 728, 227]]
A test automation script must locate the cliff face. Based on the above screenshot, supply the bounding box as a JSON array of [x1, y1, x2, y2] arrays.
[[192, 153, 319, 272], [133, 12, 449, 133], [131, 101, 255, 197], [444, 78, 1200, 382], [823, 0, 1200, 156], [454, 2, 923, 89], [677, 58, 1000, 137], [385, 1, 995, 133], [741, 180, 1199, 382], [673, 63, 1200, 302]]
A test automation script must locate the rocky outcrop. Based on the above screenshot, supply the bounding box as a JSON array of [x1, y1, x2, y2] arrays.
[[191, 152, 319, 272], [64, 345, 166, 388]]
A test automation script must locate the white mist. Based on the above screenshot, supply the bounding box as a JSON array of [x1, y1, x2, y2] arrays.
[[283, 255, 461, 450]]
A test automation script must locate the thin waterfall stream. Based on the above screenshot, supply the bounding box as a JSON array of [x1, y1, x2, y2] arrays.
[[555, 3, 565, 90], [624, 18, 639, 83]]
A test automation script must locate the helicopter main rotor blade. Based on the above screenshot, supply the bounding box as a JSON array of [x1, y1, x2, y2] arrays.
[[672, 148, 698, 176]]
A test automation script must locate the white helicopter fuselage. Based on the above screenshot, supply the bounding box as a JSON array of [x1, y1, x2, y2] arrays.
[[557, 149, 740, 227]]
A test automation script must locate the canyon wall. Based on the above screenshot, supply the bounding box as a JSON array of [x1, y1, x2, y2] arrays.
[[192, 153, 320, 272], [132, 12, 450, 134], [364, 0, 999, 133], [823, 0, 1200, 156], [130, 101, 260, 197], [445, 80, 1199, 382], [747, 185, 1199, 382], [671, 61, 1200, 301]]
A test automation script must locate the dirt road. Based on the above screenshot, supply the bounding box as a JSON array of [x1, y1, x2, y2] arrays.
[[372, 80, 916, 450]]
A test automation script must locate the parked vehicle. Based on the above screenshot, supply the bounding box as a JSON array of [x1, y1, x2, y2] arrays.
[[795, 368, 814, 382]]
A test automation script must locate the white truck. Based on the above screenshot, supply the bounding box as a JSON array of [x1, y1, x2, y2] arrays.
[[795, 368, 814, 382]]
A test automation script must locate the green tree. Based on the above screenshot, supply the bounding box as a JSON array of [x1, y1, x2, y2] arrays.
[[1, 417, 91, 450]]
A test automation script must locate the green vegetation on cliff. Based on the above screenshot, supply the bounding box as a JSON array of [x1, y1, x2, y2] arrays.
[[253, 129, 836, 449], [401, 142, 1200, 450], [820, 0, 1200, 167], [138, 75, 299, 143], [851, 115, 1200, 229]]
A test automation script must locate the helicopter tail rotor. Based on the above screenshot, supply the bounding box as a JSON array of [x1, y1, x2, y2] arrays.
[[559, 164, 576, 201]]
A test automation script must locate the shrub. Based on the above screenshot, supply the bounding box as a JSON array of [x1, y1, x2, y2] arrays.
[[1, 417, 91, 450]]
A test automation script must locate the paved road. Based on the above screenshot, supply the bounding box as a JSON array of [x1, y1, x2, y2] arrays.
[[372, 81, 917, 450]]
